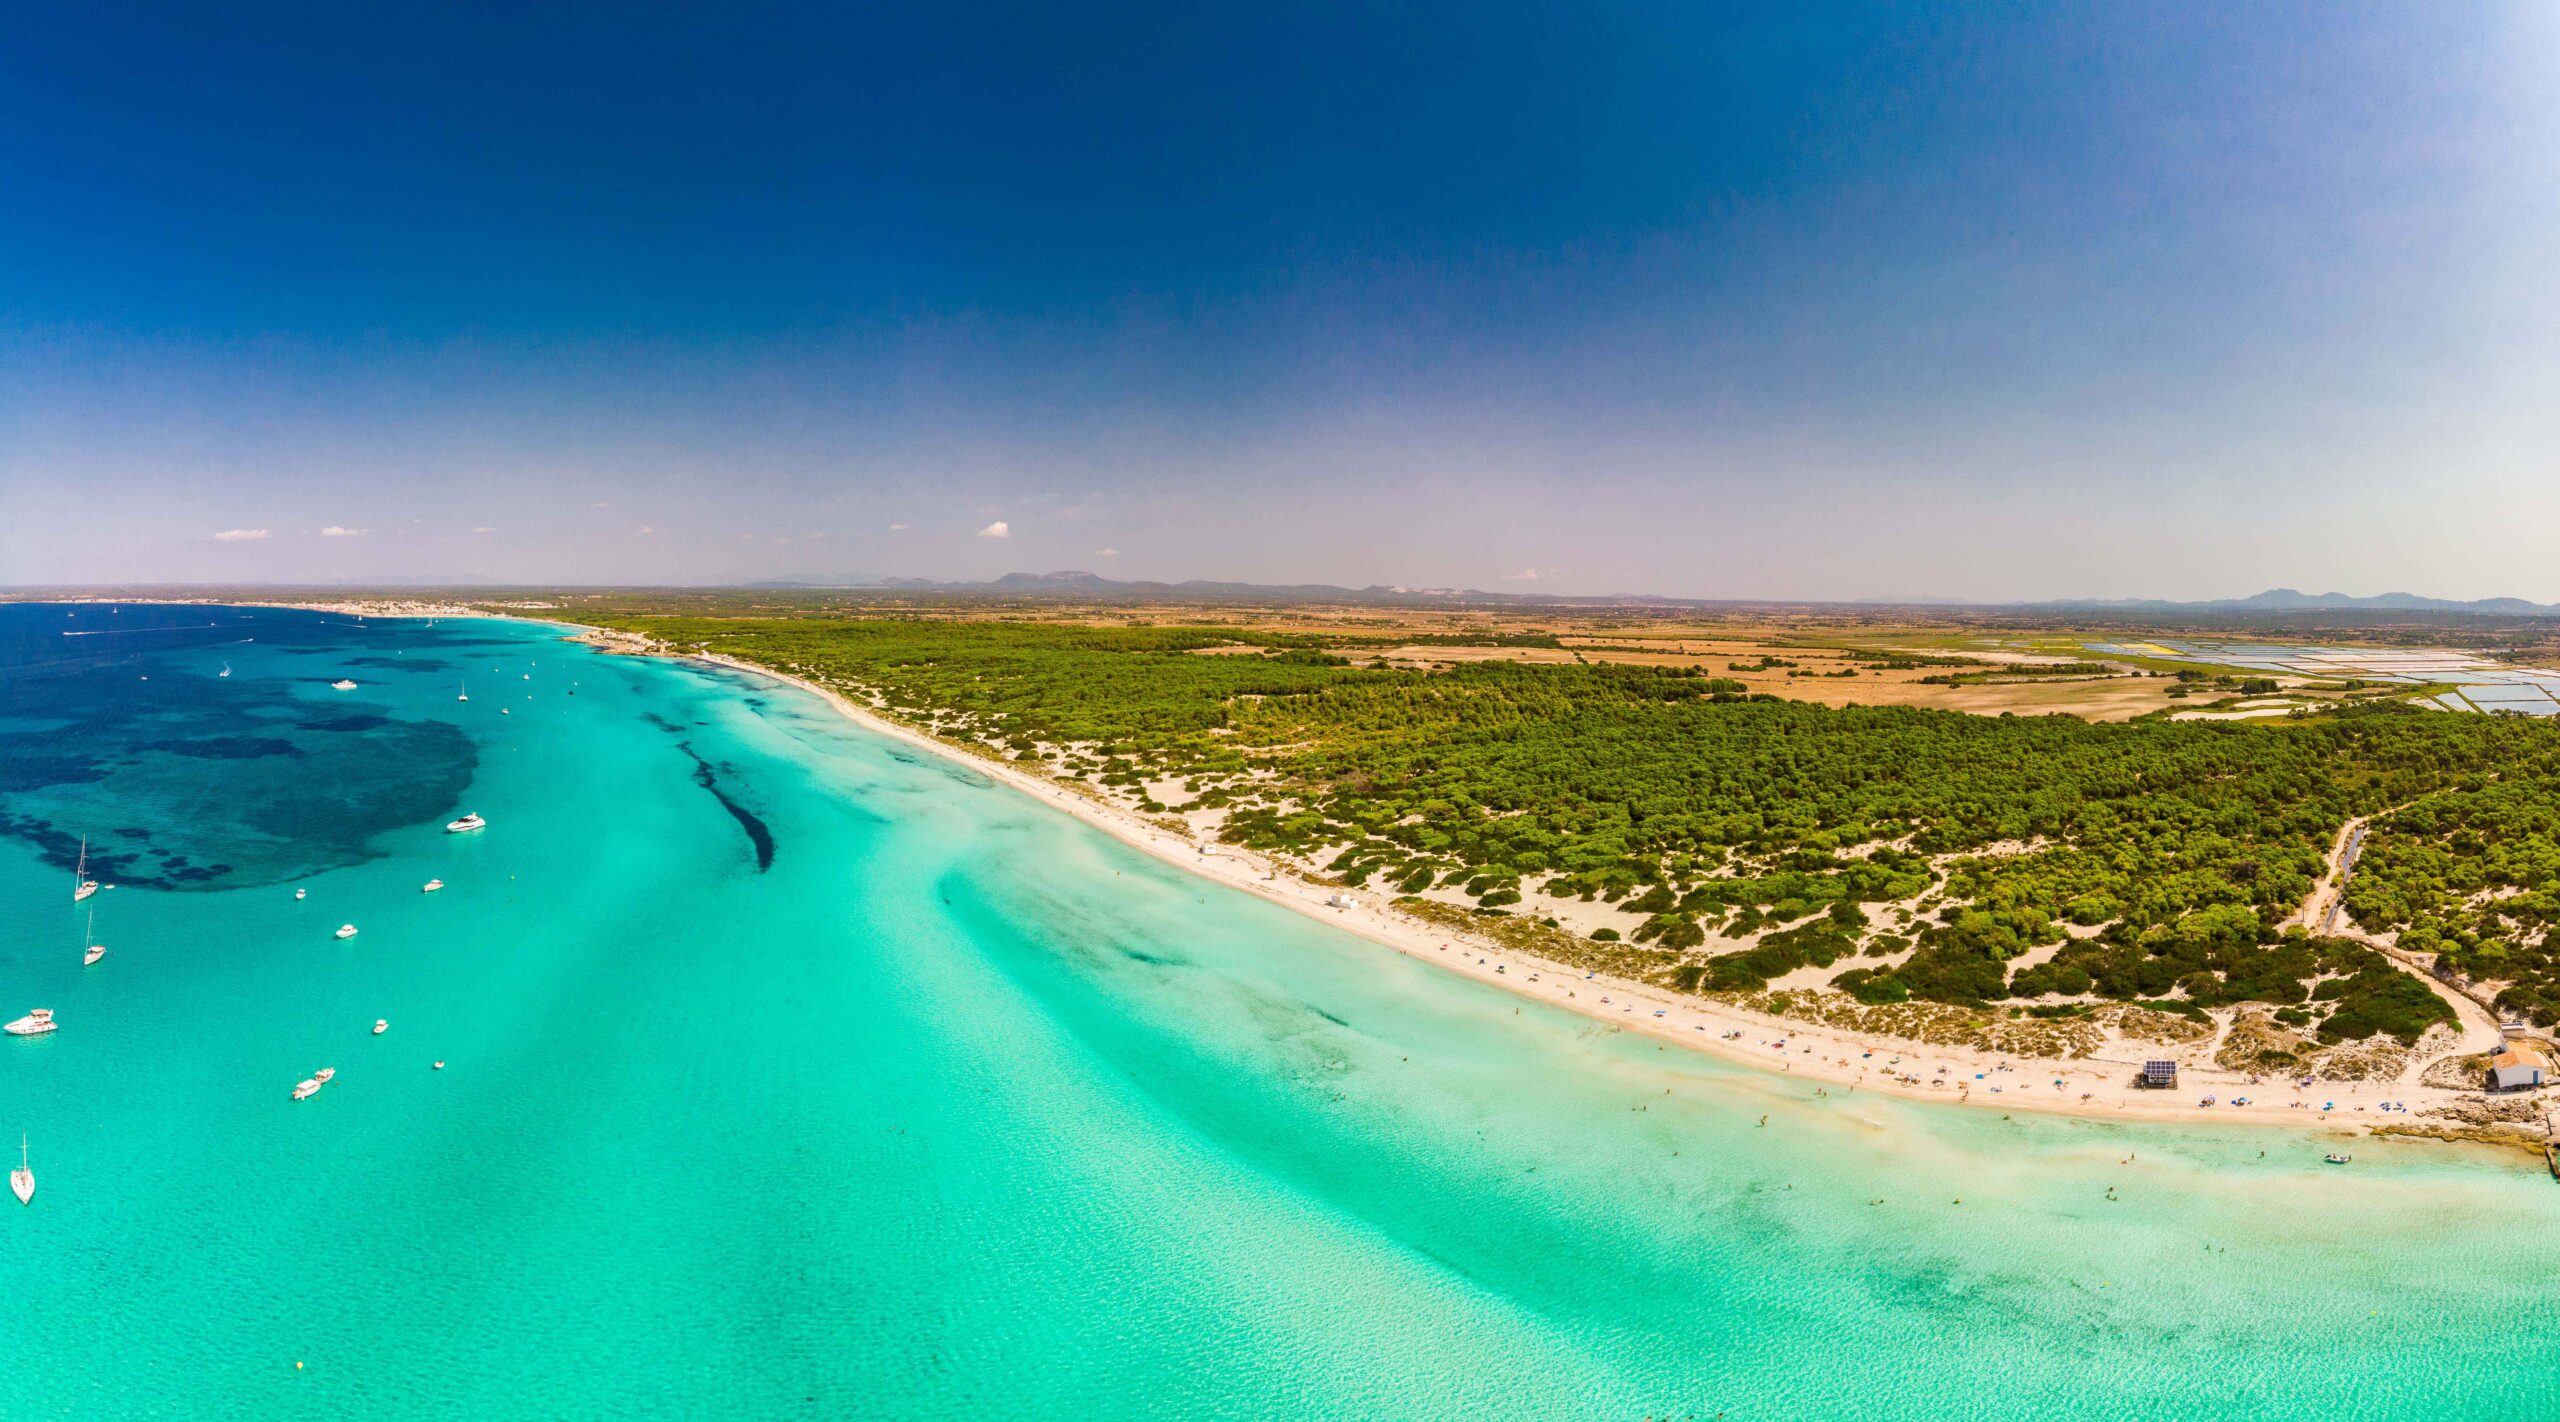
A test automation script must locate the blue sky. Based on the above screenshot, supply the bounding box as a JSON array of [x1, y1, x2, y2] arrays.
[[4, 3, 2554, 597]]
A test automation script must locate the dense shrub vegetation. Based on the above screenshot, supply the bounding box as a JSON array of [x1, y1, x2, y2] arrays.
[[597, 614, 2546, 1042]]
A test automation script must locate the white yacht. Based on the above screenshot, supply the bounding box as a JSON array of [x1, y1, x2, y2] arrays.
[[331, 679, 358, 691], [11, 1138, 30, 1205], [446, 813, 486, 833], [295, 888, 307, 900], [71, 836, 98, 903], [5, 1009, 56, 1037], [292, 1077, 323, 1100], [335, 924, 359, 940], [373, 1019, 388, 1035], [422, 878, 444, 893], [314, 1067, 336, 1084]]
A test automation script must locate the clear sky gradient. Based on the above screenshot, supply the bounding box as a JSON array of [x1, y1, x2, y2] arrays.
[[4, 3, 2555, 598]]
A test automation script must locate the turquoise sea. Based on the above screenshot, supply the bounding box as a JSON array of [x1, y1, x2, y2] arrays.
[[3, 603, 2556, 1419]]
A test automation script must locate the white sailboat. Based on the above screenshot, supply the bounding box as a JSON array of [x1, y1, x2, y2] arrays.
[[219, 661, 232, 678], [71, 836, 98, 902], [458, 677, 469, 703], [83, 908, 103, 966], [10, 1137, 30, 1205]]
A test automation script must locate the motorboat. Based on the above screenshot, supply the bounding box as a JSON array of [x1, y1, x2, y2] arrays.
[[373, 1020, 388, 1035], [422, 879, 444, 892], [5, 1009, 56, 1036], [2324, 1153, 2353, 1165], [335, 924, 359, 940], [446, 813, 486, 833], [11, 1137, 31, 1205], [295, 888, 307, 900], [314, 1068, 336, 1084], [331, 679, 358, 690], [499, 707, 510, 715], [293, 1077, 323, 1100]]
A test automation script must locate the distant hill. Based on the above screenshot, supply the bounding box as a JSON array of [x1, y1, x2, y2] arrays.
[[2043, 588, 2560, 616]]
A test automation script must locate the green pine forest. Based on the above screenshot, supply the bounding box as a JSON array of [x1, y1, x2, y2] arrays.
[[582, 613, 2560, 1044]]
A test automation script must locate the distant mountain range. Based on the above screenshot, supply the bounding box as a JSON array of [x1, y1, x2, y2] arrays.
[[737, 574, 2560, 617], [2040, 588, 2560, 616]]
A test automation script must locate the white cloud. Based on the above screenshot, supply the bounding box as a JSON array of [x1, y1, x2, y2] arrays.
[[638, 526, 656, 536], [1094, 547, 1120, 557], [888, 522, 909, 531], [212, 528, 270, 542], [472, 526, 495, 534], [1500, 567, 1557, 581], [976, 521, 1011, 539], [319, 525, 366, 538]]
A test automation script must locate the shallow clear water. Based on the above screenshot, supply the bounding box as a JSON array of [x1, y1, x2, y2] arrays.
[[2, 604, 2554, 1418]]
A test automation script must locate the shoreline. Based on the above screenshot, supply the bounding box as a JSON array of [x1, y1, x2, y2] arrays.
[[666, 646, 2531, 1151], [85, 597, 2536, 1153]]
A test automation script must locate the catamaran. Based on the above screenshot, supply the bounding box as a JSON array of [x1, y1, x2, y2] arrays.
[[5, 1009, 56, 1036], [71, 836, 98, 902], [11, 1137, 31, 1205]]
